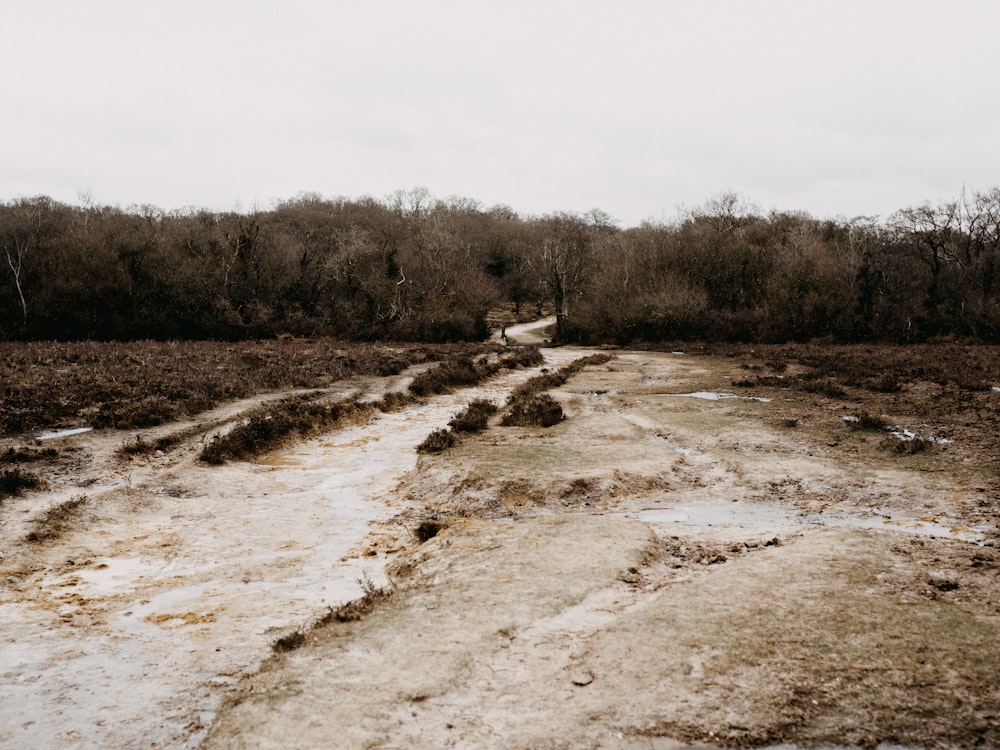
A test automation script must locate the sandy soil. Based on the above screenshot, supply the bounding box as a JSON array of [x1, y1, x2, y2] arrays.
[[4, 320, 999, 748]]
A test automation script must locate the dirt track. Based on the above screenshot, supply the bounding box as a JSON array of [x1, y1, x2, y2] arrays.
[[3, 320, 999, 748]]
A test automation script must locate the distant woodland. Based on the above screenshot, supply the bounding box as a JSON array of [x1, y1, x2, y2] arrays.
[[2, 187, 1000, 344]]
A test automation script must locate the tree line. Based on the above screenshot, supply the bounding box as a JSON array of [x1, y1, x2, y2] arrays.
[[2, 187, 999, 343]]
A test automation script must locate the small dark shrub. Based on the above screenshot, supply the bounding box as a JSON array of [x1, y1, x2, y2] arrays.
[[408, 356, 488, 396], [316, 573, 394, 624], [763, 359, 788, 373], [501, 394, 564, 428], [376, 391, 415, 412], [866, 375, 903, 393], [417, 428, 456, 453], [1, 447, 57, 464], [449, 399, 498, 433], [804, 379, 846, 398], [499, 346, 545, 369], [25, 495, 87, 542], [848, 412, 889, 431], [272, 631, 306, 652], [0, 468, 46, 498], [930, 577, 960, 591], [118, 435, 152, 456], [415, 519, 446, 542]]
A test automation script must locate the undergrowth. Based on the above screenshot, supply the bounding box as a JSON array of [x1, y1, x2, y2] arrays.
[[0, 468, 46, 499], [501, 393, 565, 427], [500, 353, 614, 428], [1, 447, 58, 464], [200, 393, 375, 464], [0, 339, 464, 437], [25, 495, 88, 542]]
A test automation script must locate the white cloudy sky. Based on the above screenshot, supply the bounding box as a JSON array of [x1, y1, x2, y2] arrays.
[[3, 0, 998, 226]]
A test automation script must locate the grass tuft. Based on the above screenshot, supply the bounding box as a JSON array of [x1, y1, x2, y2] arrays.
[[448, 399, 498, 433], [0, 468, 46, 499], [25, 495, 87, 542], [416, 428, 456, 454], [501, 393, 565, 427]]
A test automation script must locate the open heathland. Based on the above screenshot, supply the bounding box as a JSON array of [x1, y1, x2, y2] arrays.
[[2, 324, 999, 749], [0, 338, 498, 437]]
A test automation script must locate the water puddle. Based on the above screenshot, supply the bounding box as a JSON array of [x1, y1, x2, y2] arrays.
[[37, 426, 93, 440], [672, 391, 772, 403], [676, 391, 737, 401]]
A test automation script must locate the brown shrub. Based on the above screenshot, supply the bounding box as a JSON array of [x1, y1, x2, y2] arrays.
[[416, 429, 456, 454], [448, 399, 498, 433], [501, 394, 564, 427], [0, 468, 46, 499]]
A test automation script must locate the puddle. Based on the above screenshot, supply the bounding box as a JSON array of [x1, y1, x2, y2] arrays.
[[676, 391, 737, 401], [888, 428, 952, 445], [627, 502, 989, 543], [672, 392, 772, 403], [37, 426, 93, 440]]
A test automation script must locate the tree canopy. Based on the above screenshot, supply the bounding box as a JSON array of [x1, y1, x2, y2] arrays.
[[3, 188, 1000, 343]]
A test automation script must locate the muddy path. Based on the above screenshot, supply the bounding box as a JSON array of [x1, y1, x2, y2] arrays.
[[0, 332, 578, 749], [3, 331, 999, 749], [204, 348, 1000, 749]]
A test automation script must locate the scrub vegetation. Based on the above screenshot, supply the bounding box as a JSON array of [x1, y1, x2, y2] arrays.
[[0, 467, 45, 499], [4, 187, 1000, 345], [4, 186, 1000, 746], [201, 346, 543, 462], [0, 339, 463, 437]]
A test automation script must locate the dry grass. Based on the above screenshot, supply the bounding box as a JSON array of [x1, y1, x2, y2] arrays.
[[501, 394, 565, 427], [499, 353, 614, 428], [654, 342, 1000, 487], [1, 447, 58, 464], [24, 495, 88, 542], [272, 573, 395, 653], [199, 393, 376, 464], [0, 468, 46, 499], [448, 399, 499, 433]]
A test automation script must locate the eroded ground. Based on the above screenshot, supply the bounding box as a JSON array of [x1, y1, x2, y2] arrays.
[[204, 347, 1000, 748], [3, 326, 999, 748]]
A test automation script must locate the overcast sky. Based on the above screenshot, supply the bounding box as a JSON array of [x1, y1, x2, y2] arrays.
[[3, 0, 998, 226]]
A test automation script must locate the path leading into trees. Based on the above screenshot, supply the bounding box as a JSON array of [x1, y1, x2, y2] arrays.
[[491, 315, 556, 346], [2, 336, 998, 749], [0, 345, 581, 750]]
